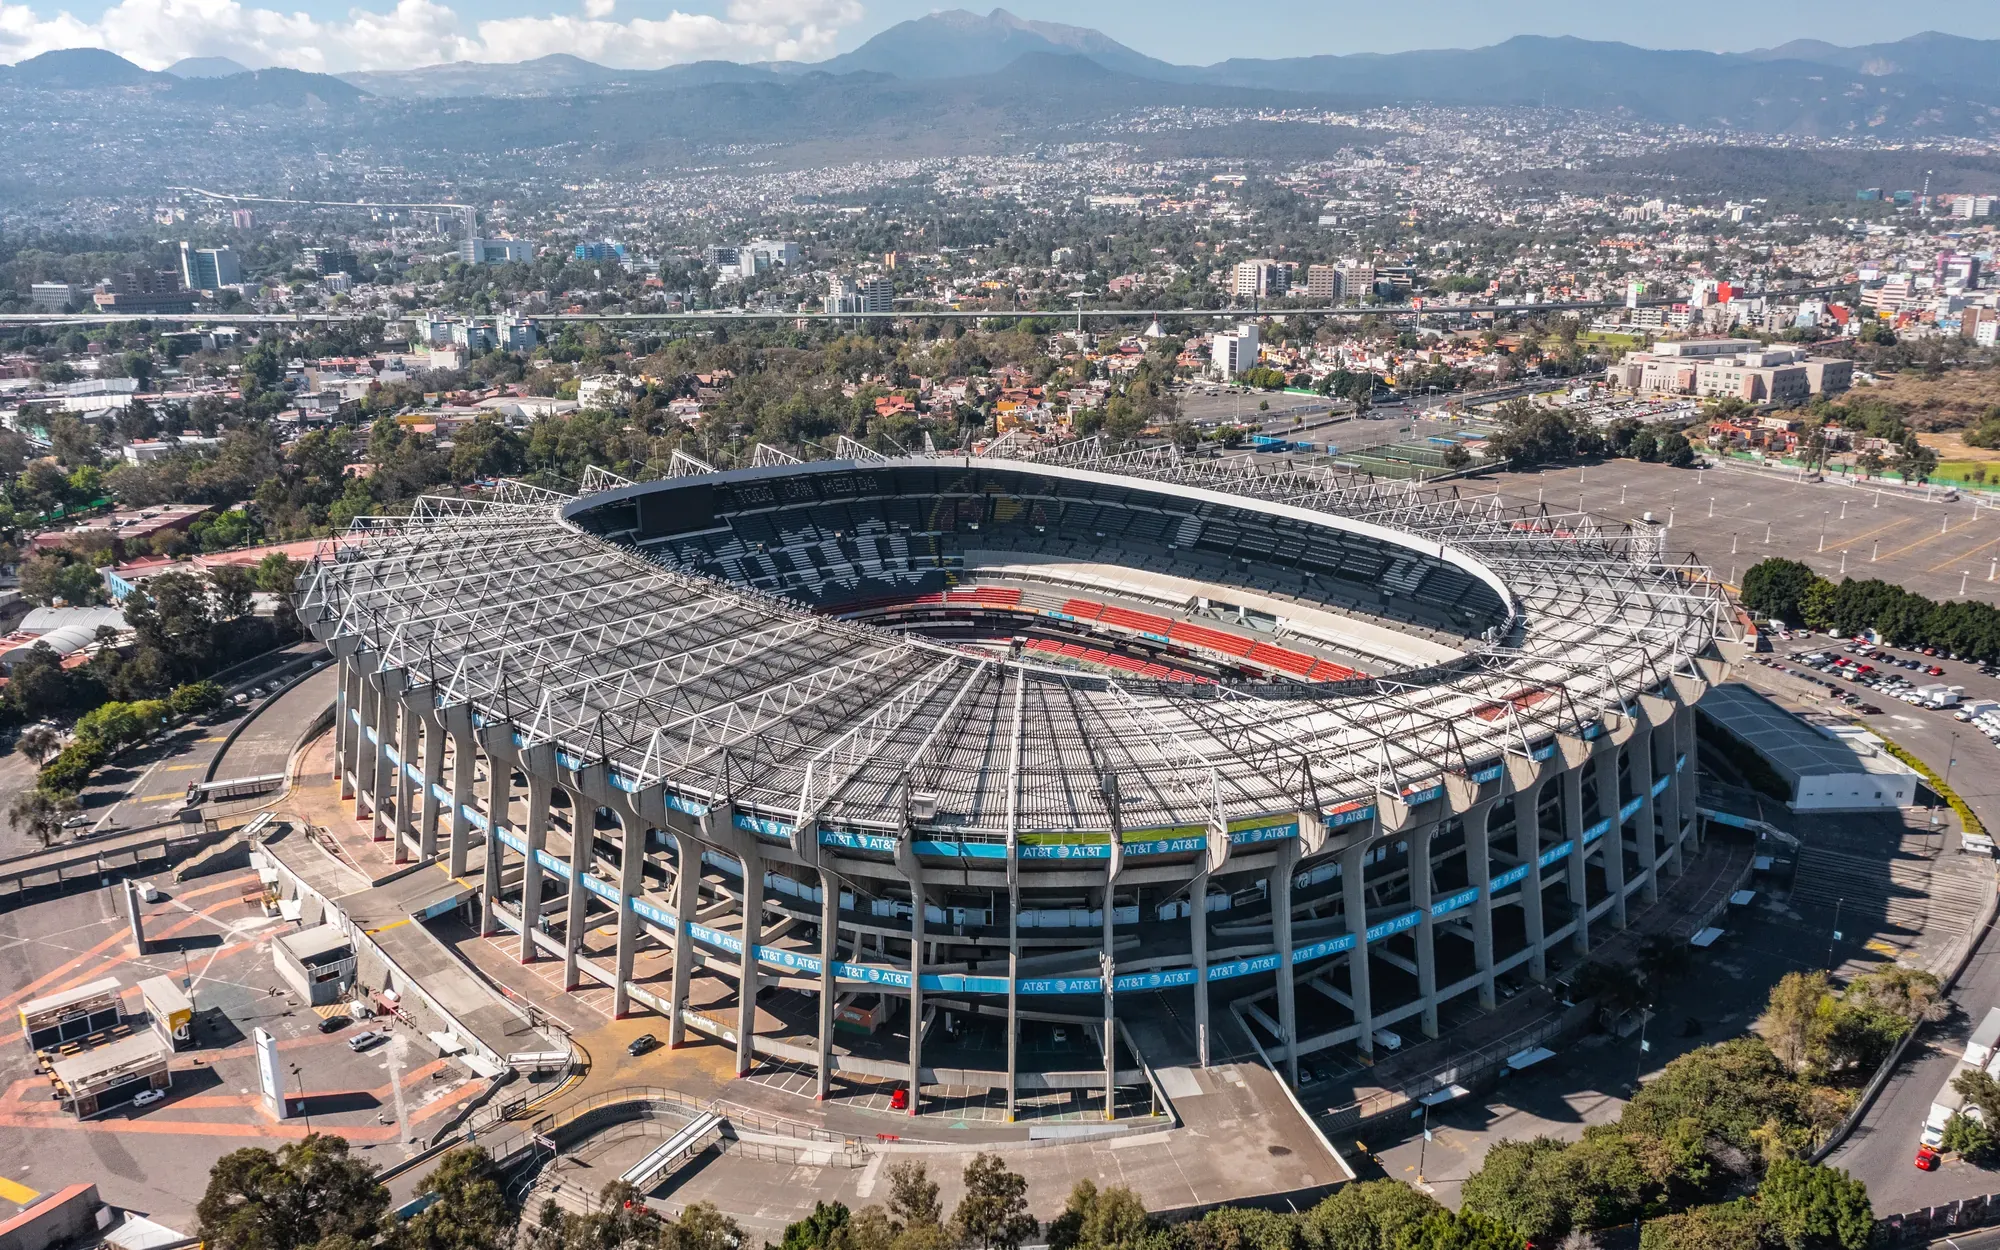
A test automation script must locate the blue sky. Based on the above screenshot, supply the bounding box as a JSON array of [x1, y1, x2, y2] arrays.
[[6, 0, 2000, 73]]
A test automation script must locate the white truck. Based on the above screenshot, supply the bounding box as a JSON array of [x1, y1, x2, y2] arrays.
[[1917, 684, 1964, 709], [1968, 1008, 2000, 1068], [1923, 1060, 1982, 1148], [1955, 699, 1999, 722]]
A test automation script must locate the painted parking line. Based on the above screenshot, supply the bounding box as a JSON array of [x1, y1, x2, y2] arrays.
[[0, 1176, 39, 1205]]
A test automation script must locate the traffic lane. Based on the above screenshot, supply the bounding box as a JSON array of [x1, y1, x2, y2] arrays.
[[1830, 913, 2000, 1213], [213, 666, 338, 781]]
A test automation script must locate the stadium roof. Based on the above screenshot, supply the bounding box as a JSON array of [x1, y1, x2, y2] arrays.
[[298, 440, 1726, 839]]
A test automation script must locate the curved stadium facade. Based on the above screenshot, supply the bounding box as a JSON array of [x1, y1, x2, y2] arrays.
[[296, 442, 1728, 1112]]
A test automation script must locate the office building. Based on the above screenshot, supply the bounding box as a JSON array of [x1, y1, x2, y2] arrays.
[[1232, 260, 1288, 299], [744, 240, 800, 269], [1606, 338, 1852, 403], [706, 245, 741, 270], [460, 238, 535, 265], [93, 269, 193, 314], [1954, 196, 1997, 220], [29, 282, 83, 313], [178, 243, 239, 292], [496, 314, 539, 352], [1371, 265, 1416, 298], [1937, 252, 1982, 290], [1211, 322, 1260, 378], [574, 241, 627, 262], [302, 246, 358, 275], [1305, 265, 1342, 301]]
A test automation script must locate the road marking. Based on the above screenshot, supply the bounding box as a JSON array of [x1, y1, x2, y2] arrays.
[[0, 1176, 38, 1205], [139, 792, 187, 803], [367, 919, 411, 936], [163, 764, 200, 772]]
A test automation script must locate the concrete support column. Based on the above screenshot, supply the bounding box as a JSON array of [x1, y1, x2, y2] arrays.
[[1630, 727, 1659, 904], [667, 832, 699, 1049], [612, 816, 643, 1018], [1409, 823, 1439, 1038], [563, 792, 593, 990], [418, 700, 446, 861], [816, 864, 839, 1100], [734, 830, 762, 1079], [1668, 705, 1696, 871], [519, 771, 552, 963], [392, 698, 417, 863], [1270, 839, 1300, 1082], [1464, 801, 1496, 1009], [1190, 867, 1211, 1067], [354, 664, 379, 821], [1342, 839, 1374, 1058], [1513, 785, 1546, 982], [370, 669, 405, 840], [479, 747, 506, 937], [334, 651, 359, 794], [1561, 761, 1590, 958], [445, 710, 476, 879], [1595, 747, 1628, 929], [1005, 872, 1020, 1119], [906, 878, 925, 1114]]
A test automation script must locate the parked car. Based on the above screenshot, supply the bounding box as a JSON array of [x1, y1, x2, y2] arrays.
[[627, 1034, 659, 1057], [1915, 1145, 1941, 1171], [890, 1086, 910, 1111], [318, 1015, 348, 1034], [347, 1030, 384, 1052], [130, 1088, 165, 1107]]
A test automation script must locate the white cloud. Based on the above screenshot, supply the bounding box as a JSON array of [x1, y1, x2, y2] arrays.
[[0, 0, 863, 71]]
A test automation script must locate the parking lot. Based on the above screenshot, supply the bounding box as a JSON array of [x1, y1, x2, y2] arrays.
[[0, 867, 481, 1230], [1472, 458, 2000, 605]]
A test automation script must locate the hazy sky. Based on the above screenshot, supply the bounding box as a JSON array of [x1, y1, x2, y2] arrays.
[[3, 0, 1998, 72]]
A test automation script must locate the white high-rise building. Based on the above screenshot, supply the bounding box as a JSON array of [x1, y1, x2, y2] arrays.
[[1212, 323, 1260, 378]]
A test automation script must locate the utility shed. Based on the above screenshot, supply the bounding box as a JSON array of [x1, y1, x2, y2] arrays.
[[273, 925, 356, 1006], [1698, 682, 1919, 812]]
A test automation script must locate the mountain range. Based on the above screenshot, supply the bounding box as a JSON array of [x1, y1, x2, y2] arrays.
[[0, 46, 363, 105], [4, 9, 2000, 140]]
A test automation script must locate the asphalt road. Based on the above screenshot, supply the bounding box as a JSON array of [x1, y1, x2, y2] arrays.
[[0, 642, 326, 858]]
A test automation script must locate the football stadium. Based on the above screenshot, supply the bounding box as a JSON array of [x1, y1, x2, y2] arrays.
[[295, 439, 1728, 1116]]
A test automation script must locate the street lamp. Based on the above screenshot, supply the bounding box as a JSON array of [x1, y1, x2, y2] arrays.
[[290, 1063, 311, 1130]]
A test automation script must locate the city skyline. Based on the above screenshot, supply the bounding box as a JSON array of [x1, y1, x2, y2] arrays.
[[4, 0, 2000, 75]]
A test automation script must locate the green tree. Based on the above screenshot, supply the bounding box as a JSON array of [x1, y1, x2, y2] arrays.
[[1943, 1112, 1997, 1163], [170, 680, 227, 717], [951, 1154, 1037, 1250], [660, 1202, 744, 1250], [195, 1133, 389, 1250], [254, 552, 304, 593], [38, 739, 106, 794], [779, 1203, 851, 1250], [211, 564, 257, 620], [7, 788, 78, 848], [17, 551, 106, 606], [1458, 1137, 1577, 1244], [394, 1147, 512, 1250], [1638, 1200, 1766, 1250], [1047, 1181, 1152, 1250], [887, 1161, 943, 1232], [1299, 1179, 1443, 1250], [1739, 559, 1822, 627], [1756, 1159, 1872, 1250], [16, 723, 63, 765]]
